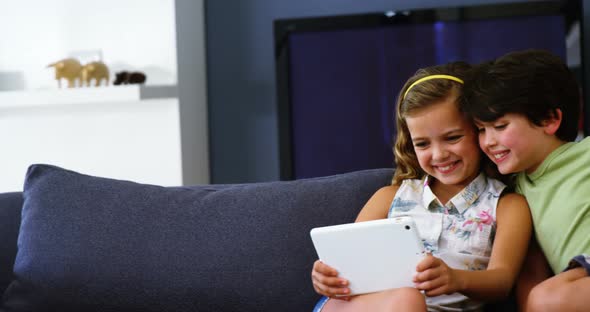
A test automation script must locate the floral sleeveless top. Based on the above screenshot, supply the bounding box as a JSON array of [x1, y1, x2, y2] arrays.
[[388, 172, 506, 307]]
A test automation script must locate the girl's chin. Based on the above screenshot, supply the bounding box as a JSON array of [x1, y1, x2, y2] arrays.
[[432, 172, 464, 184]]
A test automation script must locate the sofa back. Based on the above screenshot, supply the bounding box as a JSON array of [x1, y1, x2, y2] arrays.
[[0, 165, 393, 311], [0, 192, 22, 295]]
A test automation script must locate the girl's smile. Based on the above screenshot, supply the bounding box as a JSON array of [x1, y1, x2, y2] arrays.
[[433, 160, 460, 174]]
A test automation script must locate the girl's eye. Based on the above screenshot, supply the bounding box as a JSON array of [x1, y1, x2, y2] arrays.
[[494, 124, 507, 130], [477, 128, 485, 133], [413, 142, 428, 148]]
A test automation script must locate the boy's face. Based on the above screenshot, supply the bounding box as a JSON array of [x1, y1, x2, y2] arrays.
[[475, 113, 555, 174]]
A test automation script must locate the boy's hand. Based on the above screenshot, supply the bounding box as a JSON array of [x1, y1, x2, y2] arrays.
[[311, 260, 350, 300], [413, 254, 461, 296]]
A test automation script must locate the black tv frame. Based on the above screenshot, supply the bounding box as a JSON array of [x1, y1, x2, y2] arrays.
[[274, 0, 584, 180]]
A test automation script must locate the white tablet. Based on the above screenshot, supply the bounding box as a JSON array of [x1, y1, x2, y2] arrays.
[[310, 217, 425, 296]]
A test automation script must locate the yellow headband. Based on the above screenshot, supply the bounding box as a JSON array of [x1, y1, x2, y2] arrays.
[[403, 74, 464, 99]]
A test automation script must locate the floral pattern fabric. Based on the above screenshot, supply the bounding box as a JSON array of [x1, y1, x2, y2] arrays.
[[388, 173, 506, 307]]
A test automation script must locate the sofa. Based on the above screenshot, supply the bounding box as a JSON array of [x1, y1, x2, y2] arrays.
[[0, 164, 515, 311], [0, 164, 394, 311]]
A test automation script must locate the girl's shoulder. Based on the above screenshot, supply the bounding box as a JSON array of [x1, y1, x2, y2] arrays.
[[373, 184, 400, 199], [484, 175, 508, 196], [399, 177, 425, 189], [497, 191, 527, 205]]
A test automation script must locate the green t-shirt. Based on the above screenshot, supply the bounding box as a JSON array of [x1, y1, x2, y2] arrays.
[[516, 136, 590, 273]]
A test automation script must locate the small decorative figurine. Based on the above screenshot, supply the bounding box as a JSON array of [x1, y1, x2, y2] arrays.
[[81, 61, 110, 87], [47, 58, 83, 88], [113, 71, 147, 85]]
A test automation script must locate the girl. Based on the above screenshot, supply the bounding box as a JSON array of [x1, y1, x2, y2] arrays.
[[310, 62, 532, 311]]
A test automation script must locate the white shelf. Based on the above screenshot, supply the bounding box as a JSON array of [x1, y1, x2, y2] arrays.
[[0, 85, 179, 109], [139, 84, 178, 99], [0, 86, 141, 109]]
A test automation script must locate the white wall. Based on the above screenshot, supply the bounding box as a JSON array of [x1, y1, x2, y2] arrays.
[[0, 0, 177, 90]]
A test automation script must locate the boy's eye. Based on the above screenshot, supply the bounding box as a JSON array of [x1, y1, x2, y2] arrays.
[[477, 127, 485, 133], [447, 135, 463, 141]]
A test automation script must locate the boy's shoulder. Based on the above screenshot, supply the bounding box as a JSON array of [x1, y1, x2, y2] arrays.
[[561, 136, 590, 157], [541, 136, 588, 167], [577, 136, 590, 147], [516, 136, 590, 189]]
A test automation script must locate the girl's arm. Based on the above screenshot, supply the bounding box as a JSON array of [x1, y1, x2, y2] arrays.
[[311, 185, 399, 298], [355, 185, 399, 222], [414, 192, 532, 301]]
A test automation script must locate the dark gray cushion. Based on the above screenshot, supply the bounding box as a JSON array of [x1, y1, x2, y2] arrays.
[[1, 164, 392, 312], [0, 192, 22, 295]]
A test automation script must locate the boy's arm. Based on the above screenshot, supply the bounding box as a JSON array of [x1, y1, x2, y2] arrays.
[[515, 236, 553, 312]]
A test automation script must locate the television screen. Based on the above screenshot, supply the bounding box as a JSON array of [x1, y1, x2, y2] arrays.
[[274, 0, 583, 180]]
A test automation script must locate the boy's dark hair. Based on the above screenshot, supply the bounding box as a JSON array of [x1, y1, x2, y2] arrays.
[[461, 49, 581, 141]]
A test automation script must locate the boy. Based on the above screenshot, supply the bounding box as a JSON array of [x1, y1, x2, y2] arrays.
[[461, 49, 590, 312]]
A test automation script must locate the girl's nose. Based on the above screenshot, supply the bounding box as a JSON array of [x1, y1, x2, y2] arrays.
[[432, 144, 449, 160]]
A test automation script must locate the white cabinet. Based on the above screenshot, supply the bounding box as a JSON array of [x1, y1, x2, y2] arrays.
[[0, 87, 183, 192]]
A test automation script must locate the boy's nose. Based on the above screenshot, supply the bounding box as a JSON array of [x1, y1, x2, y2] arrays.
[[481, 132, 497, 147]]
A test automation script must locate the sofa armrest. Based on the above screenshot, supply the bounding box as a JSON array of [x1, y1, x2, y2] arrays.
[[0, 192, 22, 294]]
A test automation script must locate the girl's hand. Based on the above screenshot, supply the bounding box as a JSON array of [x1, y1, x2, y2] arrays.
[[413, 254, 462, 297], [311, 260, 351, 300]]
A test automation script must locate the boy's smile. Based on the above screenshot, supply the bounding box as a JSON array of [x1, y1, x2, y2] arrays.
[[491, 150, 509, 162]]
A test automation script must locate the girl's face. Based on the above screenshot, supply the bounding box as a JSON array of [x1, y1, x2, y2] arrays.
[[405, 98, 481, 190]]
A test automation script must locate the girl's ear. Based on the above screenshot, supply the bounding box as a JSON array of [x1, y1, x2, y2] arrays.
[[543, 108, 562, 135]]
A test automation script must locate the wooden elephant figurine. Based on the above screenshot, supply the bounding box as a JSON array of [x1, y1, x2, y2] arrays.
[[81, 61, 110, 87], [47, 58, 82, 88]]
